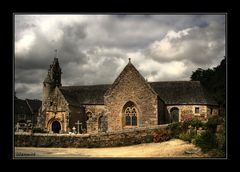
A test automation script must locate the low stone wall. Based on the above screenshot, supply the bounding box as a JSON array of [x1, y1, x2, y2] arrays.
[[15, 125, 168, 148]]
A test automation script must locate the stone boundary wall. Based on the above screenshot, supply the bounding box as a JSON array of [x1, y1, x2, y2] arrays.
[[15, 125, 168, 148]]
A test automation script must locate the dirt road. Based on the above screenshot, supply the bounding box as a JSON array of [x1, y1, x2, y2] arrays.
[[15, 139, 209, 159]]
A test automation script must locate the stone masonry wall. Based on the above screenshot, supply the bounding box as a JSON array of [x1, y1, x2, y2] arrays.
[[166, 105, 209, 122], [68, 105, 86, 133], [44, 111, 67, 133], [104, 64, 158, 132], [85, 105, 106, 134], [207, 105, 219, 118], [15, 125, 168, 148], [42, 88, 70, 133]]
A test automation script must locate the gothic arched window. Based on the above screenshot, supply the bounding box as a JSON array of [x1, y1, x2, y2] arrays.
[[123, 102, 138, 126]]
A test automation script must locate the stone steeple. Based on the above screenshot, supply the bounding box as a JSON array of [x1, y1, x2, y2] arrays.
[[43, 58, 62, 87], [42, 56, 62, 108]]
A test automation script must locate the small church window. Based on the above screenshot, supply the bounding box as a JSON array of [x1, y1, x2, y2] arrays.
[[86, 112, 93, 120], [195, 107, 200, 113], [210, 108, 213, 114]]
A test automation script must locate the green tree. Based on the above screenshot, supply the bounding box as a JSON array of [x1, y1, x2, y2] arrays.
[[190, 57, 226, 115]]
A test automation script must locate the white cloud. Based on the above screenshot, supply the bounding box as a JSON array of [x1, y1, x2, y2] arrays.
[[147, 27, 194, 61], [137, 59, 187, 81], [15, 31, 35, 56]]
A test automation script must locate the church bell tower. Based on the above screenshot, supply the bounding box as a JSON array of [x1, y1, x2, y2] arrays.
[[42, 51, 62, 109]]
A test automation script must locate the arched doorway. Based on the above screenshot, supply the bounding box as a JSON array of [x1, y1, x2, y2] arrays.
[[122, 101, 138, 127], [170, 107, 179, 122], [52, 121, 61, 133]]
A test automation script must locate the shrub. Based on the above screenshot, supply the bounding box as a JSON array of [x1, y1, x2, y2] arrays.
[[195, 131, 217, 152], [181, 114, 193, 122], [167, 122, 182, 138], [189, 118, 204, 129], [205, 116, 223, 133], [179, 129, 197, 143], [152, 130, 170, 143], [181, 118, 193, 131], [216, 132, 226, 152]]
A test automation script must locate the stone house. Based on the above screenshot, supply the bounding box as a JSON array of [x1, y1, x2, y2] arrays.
[[14, 96, 42, 131], [38, 58, 219, 134]]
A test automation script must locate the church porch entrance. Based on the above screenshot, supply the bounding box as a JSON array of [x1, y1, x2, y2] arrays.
[[52, 121, 61, 133]]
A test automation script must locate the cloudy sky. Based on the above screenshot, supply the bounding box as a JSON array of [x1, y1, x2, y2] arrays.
[[14, 14, 225, 100]]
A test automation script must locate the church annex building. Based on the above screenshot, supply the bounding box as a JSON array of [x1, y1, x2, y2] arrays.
[[37, 58, 219, 134]]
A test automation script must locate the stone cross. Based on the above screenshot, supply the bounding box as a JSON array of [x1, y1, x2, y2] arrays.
[[75, 120, 82, 134]]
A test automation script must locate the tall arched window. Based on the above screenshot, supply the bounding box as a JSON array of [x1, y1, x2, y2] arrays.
[[123, 101, 138, 126]]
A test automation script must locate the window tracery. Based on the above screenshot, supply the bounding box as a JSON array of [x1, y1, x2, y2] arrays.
[[124, 105, 137, 126]]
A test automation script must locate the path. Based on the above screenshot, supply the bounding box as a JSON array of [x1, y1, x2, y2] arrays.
[[15, 139, 209, 158]]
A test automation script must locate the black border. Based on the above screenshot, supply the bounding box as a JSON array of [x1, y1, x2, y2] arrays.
[[1, 2, 237, 164]]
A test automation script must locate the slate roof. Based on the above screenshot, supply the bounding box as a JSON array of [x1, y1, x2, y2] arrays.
[[59, 81, 217, 105], [15, 98, 32, 114], [26, 99, 42, 113], [59, 85, 110, 105], [15, 97, 42, 114], [149, 81, 218, 105]]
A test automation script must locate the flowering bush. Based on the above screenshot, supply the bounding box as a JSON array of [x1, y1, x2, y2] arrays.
[[152, 130, 170, 143], [181, 114, 193, 122]]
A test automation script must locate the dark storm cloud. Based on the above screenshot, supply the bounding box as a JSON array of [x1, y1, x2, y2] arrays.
[[84, 15, 167, 51], [15, 69, 45, 84], [15, 20, 86, 95], [59, 24, 87, 65], [15, 15, 225, 99], [61, 24, 86, 41], [15, 83, 42, 99]]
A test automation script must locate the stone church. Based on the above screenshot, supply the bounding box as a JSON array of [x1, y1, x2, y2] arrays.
[[37, 58, 219, 134]]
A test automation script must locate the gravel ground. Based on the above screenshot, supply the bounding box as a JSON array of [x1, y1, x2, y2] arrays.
[[14, 139, 209, 159]]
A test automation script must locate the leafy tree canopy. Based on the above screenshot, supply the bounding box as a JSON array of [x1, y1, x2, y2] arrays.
[[190, 57, 226, 108]]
